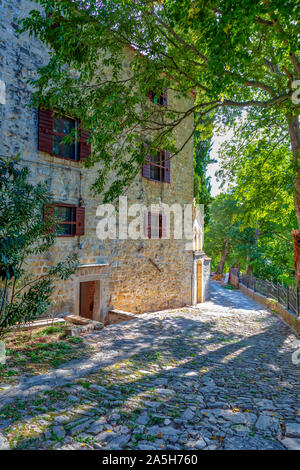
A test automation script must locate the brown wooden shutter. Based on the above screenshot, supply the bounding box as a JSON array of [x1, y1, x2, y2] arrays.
[[164, 151, 171, 183], [142, 155, 151, 179], [141, 143, 151, 179], [162, 90, 168, 108], [148, 211, 152, 238], [159, 214, 162, 239], [43, 204, 55, 234], [161, 213, 167, 238], [79, 128, 91, 161], [143, 211, 150, 238], [38, 108, 53, 154], [75, 206, 85, 236], [147, 90, 154, 101]]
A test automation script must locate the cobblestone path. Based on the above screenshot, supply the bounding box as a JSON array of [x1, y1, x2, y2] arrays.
[[0, 282, 299, 450]]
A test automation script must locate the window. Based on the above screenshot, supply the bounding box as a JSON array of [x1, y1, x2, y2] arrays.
[[147, 90, 168, 107], [142, 148, 170, 183], [55, 205, 76, 236], [150, 150, 166, 182], [44, 204, 85, 237], [145, 212, 167, 239], [53, 116, 77, 160], [38, 108, 91, 161]]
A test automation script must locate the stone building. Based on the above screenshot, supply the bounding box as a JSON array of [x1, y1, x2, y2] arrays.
[[0, 0, 210, 322]]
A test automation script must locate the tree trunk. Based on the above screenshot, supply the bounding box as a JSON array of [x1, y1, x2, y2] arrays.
[[216, 242, 230, 274], [288, 114, 300, 285], [245, 265, 253, 275]]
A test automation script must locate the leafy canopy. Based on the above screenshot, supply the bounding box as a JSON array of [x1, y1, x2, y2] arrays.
[[22, 0, 299, 202], [204, 192, 295, 283]]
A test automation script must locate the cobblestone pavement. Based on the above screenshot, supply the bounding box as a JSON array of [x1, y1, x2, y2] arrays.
[[0, 282, 300, 450]]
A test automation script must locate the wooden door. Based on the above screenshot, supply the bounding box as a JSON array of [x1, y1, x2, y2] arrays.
[[197, 262, 202, 303], [80, 281, 95, 319]]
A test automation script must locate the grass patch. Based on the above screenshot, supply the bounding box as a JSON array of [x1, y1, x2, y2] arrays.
[[0, 326, 93, 383]]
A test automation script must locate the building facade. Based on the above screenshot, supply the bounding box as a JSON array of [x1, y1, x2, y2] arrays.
[[0, 0, 210, 322]]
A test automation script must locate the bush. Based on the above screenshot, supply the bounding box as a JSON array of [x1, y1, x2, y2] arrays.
[[0, 157, 78, 338]]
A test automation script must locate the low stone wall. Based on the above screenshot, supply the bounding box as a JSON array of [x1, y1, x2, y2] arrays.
[[240, 284, 300, 335], [105, 309, 137, 325], [15, 318, 66, 331]]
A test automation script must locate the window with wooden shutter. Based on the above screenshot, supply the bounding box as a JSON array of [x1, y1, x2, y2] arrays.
[[142, 149, 170, 183], [79, 128, 91, 161], [38, 108, 54, 155], [43, 204, 55, 234], [141, 142, 151, 179], [54, 205, 76, 236], [145, 212, 166, 239], [163, 151, 171, 183], [38, 108, 92, 162], [147, 89, 168, 108], [147, 90, 154, 101], [142, 155, 151, 179], [75, 206, 85, 236], [161, 214, 167, 238], [44, 204, 85, 237], [53, 116, 77, 160], [162, 91, 168, 108]]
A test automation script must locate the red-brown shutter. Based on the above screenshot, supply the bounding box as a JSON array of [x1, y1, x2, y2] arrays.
[[43, 204, 55, 234], [164, 151, 171, 183], [147, 90, 154, 101], [148, 211, 152, 238], [75, 206, 85, 236], [142, 155, 151, 179], [141, 143, 151, 179], [159, 214, 162, 239], [162, 90, 168, 108], [143, 211, 150, 238], [161, 213, 167, 238], [38, 108, 53, 154], [79, 129, 91, 161]]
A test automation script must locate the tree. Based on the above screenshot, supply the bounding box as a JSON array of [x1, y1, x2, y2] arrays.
[[204, 192, 295, 283], [204, 193, 248, 273], [23, 1, 299, 275], [215, 115, 297, 282], [0, 158, 78, 338], [194, 116, 214, 224]]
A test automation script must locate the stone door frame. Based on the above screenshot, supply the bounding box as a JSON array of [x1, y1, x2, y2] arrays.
[[74, 265, 108, 322], [192, 252, 205, 305]]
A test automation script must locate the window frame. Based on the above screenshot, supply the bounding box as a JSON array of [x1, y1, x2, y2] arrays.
[[149, 150, 167, 183], [146, 211, 165, 239], [53, 203, 77, 238], [147, 90, 168, 108], [52, 115, 78, 161]]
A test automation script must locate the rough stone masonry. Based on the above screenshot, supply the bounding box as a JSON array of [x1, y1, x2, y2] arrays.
[[0, 0, 210, 321]]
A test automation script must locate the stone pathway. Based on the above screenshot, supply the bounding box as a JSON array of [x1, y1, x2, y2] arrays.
[[0, 281, 300, 450]]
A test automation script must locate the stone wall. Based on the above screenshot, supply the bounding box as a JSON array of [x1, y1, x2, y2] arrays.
[[230, 273, 240, 289], [0, 0, 196, 320], [240, 284, 300, 336], [105, 309, 137, 325], [203, 257, 211, 301], [192, 252, 210, 304]]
